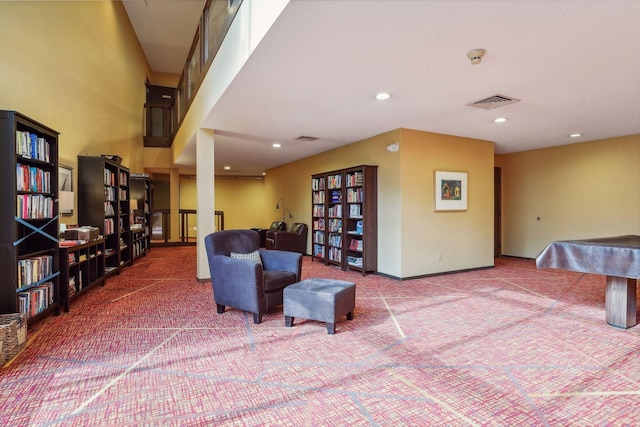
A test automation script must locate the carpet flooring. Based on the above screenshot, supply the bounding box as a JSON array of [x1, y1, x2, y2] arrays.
[[1, 246, 639, 426]]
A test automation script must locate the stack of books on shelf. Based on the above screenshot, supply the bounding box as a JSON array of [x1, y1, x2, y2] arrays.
[[18, 281, 55, 316], [328, 233, 342, 247], [68, 276, 76, 296], [15, 131, 51, 162], [16, 194, 54, 219], [346, 171, 363, 187], [104, 218, 114, 235], [349, 239, 363, 251], [104, 169, 116, 186], [313, 244, 325, 258], [16, 164, 51, 193], [347, 256, 363, 267], [349, 203, 362, 218], [329, 247, 342, 262], [17, 255, 53, 289], [327, 174, 341, 188]]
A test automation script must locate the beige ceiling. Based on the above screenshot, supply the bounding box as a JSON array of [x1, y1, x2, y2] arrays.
[[124, 0, 640, 176]]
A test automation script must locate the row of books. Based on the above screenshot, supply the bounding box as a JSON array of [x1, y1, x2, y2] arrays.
[[347, 187, 364, 203], [17, 255, 53, 289], [16, 164, 51, 193], [16, 194, 54, 219], [313, 230, 325, 244], [346, 172, 364, 187], [68, 276, 77, 296], [328, 204, 342, 218], [312, 177, 326, 191], [104, 201, 115, 216], [18, 281, 55, 317], [349, 203, 362, 218], [349, 239, 363, 251], [104, 168, 117, 186], [313, 218, 325, 230], [328, 233, 342, 247], [328, 247, 342, 262], [313, 206, 325, 217], [327, 174, 342, 189], [327, 219, 342, 232], [15, 131, 51, 162], [313, 244, 325, 258], [132, 240, 146, 258], [104, 186, 116, 201], [119, 188, 128, 200], [119, 171, 128, 187], [104, 218, 115, 235], [312, 191, 325, 203]]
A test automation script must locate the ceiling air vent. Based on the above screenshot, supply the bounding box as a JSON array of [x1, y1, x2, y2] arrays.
[[295, 136, 319, 142], [468, 94, 520, 110]]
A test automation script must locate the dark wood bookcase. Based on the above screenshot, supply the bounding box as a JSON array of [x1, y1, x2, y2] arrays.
[[311, 165, 378, 275], [130, 174, 152, 260], [0, 110, 61, 320], [78, 156, 131, 277], [59, 238, 106, 312]]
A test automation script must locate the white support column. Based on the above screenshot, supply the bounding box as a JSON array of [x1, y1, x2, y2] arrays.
[[170, 168, 180, 242], [196, 128, 216, 280]]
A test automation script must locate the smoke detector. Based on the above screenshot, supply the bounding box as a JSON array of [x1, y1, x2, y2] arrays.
[[467, 49, 486, 65]]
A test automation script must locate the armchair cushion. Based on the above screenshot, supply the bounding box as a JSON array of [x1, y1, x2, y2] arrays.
[[230, 250, 262, 265]]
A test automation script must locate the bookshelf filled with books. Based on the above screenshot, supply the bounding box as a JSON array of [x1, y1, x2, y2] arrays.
[[58, 238, 106, 312], [78, 156, 131, 278], [0, 110, 61, 320], [310, 165, 377, 274], [130, 174, 152, 260], [311, 174, 326, 261]]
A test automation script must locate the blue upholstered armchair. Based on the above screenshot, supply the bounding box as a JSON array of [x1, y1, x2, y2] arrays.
[[204, 229, 302, 324]]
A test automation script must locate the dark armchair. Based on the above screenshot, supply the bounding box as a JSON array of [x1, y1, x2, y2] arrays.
[[266, 223, 308, 254], [204, 229, 302, 324]]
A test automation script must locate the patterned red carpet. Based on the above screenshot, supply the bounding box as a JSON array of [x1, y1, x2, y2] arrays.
[[1, 247, 639, 426]]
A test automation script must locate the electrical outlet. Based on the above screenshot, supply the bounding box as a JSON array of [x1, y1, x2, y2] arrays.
[[436, 253, 442, 261]]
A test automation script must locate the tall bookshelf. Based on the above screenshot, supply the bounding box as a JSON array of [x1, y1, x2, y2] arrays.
[[0, 110, 61, 319], [311, 165, 377, 275], [78, 156, 131, 277], [130, 174, 152, 260]]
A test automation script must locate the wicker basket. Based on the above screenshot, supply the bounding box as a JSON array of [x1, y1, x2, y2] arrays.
[[0, 313, 27, 363]]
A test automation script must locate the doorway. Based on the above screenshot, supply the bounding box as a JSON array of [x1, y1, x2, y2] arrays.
[[494, 167, 502, 257]]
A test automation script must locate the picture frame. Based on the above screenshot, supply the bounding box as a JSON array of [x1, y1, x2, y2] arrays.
[[434, 170, 467, 211], [58, 164, 74, 216]]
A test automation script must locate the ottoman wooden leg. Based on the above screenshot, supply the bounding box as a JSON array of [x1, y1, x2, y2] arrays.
[[285, 316, 294, 327], [326, 322, 335, 335], [346, 311, 354, 321]]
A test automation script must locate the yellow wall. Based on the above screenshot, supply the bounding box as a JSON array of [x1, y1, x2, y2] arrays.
[[213, 178, 266, 230], [0, 1, 150, 225], [497, 134, 640, 258], [266, 128, 495, 278], [400, 129, 495, 277]]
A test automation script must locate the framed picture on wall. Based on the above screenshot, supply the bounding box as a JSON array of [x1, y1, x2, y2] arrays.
[[59, 164, 74, 215], [434, 170, 467, 211]]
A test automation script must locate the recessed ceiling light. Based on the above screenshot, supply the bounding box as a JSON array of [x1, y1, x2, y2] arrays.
[[494, 117, 507, 123], [569, 133, 582, 138], [272, 143, 281, 148], [224, 166, 231, 170], [375, 92, 391, 100]]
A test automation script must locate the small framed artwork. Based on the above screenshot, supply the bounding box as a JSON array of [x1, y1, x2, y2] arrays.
[[434, 170, 467, 211], [59, 164, 74, 216]]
